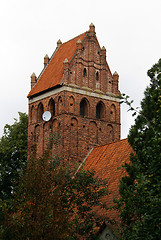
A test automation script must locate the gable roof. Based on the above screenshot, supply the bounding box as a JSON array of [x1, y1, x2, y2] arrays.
[[28, 32, 87, 98], [85, 138, 133, 221]]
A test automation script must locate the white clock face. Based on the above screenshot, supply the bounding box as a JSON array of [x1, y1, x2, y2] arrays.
[[42, 111, 51, 121]]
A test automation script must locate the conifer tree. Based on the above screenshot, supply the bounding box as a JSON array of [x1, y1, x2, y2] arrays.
[[118, 59, 161, 239]]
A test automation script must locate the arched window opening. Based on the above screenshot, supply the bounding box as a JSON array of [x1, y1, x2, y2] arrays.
[[110, 104, 116, 122], [80, 98, 88, 117], [83, 68, 87, 77], [49, 124, 52, 134], [30, 105, 34, 123], [70, 117, 78, 159], [71, 117, 78, 128], [69, 96, 75, 113], [49, 98, 55, 116], [96, 71, 99, 81], [96, 102, 105, 119], [58, 96, 63, 114], [89, 121, 98, 145], [37, 102, 44, 122]]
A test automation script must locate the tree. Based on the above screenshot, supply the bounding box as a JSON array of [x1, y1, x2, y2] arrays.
[[1, 135, 109, 240], [117, 59, 161, 239], [0, 112, 28, 202]]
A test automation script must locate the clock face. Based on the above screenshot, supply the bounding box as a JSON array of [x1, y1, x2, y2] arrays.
[[42, 111, 51, 121]]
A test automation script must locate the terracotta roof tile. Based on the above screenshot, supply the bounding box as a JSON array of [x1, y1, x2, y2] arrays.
[[28, 32, 87, 98], [85, 138, 133, 222]]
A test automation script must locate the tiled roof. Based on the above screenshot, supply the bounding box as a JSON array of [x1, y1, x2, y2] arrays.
[[85, 138, 133, 222], [28, 32, 87, 98]]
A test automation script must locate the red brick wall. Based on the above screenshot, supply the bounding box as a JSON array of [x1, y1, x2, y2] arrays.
[[63, 33, 118, 95], [28, 89, 120, 162], [28, 29, 120, 163]]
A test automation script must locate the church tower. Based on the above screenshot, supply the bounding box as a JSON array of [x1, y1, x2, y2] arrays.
[[27, 23, 120, 162]]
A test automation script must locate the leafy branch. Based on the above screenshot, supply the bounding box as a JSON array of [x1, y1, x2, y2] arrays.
[[119, 93, 157, 135]]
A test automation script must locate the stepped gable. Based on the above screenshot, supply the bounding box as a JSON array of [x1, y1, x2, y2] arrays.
[[28, 32, 87, 98], [85, 138, 133, 220]]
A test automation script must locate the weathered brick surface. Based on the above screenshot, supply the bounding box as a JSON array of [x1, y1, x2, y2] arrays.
[[28, 91, 120, 162], [28, 24, 120, 162]]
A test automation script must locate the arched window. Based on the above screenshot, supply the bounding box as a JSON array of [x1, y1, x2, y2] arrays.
[[80, 98, 89, 117], [69, 96, 75, 113], [49, 98, 55, 116], [30, 105, 35, 123], [96, 101, 105, 119], [58, 96, 63, 114], [96, 71, 99, 81], [83, 68, 87, 77], [110, 104, 116, 122], [70, 117, 78, 159], [37, 102, 44, 122]]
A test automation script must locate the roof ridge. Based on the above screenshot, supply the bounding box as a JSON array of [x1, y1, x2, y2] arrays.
[[62, 31, 88, 45], [28, 32, 88, 97], [34, 46, 59, 87], [73, 147, 94, 177]]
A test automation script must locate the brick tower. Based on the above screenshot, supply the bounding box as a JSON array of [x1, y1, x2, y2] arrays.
[[27, 23, 120, 162]]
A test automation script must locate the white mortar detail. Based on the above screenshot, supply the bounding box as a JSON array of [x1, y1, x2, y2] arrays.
[[28, 85, 120, 104]]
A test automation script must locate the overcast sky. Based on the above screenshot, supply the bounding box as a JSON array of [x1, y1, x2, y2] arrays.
[[0, 0, 161, 139]]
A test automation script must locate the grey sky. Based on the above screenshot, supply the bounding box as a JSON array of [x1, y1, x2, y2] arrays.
[[0, 0, 161, 138]]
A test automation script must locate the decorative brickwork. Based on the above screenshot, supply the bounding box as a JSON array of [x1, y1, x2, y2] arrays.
[[28, 24, 121, 162]]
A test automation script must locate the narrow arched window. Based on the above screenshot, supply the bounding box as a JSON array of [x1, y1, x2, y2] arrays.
[[58, 96, 63, 114], [30, 105, 34, 123], [110, 104, 116, 122], [49, 98, 55, 116], [83, 68, 87, 77], [37, 102, 44, 122], [80, 98, 88, 117], [96, 71, 99, 81], [96, 102, 105, 119], [69, 96, 75, 113]]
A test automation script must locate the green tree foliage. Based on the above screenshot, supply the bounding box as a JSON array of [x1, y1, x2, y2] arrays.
[[1, 136, 109, 240], [0, 112, 28, 202], [118, 59, 161, 239]]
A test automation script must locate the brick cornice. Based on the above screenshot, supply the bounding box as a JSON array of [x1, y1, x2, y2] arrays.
[[28, 84, 120, 104]]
